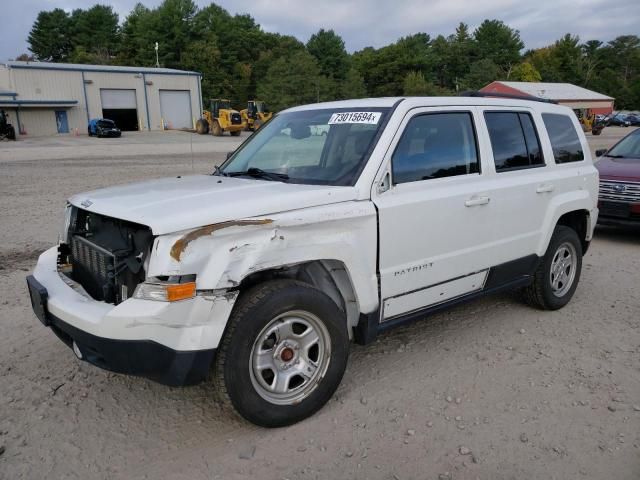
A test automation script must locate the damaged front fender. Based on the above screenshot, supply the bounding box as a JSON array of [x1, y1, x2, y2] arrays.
[[146, 201, 380, 315]]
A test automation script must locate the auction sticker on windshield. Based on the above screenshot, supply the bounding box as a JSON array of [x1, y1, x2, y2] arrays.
[[328, 112, 381, 125]]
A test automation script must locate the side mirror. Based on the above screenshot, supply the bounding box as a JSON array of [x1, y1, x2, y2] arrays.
[[226, 151, 234, 160], [595, 148, 607, 157]]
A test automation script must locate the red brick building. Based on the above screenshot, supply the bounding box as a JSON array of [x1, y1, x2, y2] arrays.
[[481, 81, 614, 115]]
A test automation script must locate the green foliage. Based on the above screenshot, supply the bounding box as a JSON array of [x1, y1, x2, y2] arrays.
[[353, 33, 432, 96], [181, 35, 222, 97], [403, 71, 450, 96], [28, 9, 73, 61], [473, 20, 524, 71], [307, 29, 350, 81], [341, 68, 367, 99], [510, 62, 542, 82], [70, 5, 119, 62], [23, 4, 640, 109], [257, 50, 323, 111], [117, 3, 152, 65], [461, 59, 502, 91], [14, 53, 35, 62]]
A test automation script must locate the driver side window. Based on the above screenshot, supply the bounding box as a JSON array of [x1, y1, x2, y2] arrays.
[[392, 112, 480, 184]]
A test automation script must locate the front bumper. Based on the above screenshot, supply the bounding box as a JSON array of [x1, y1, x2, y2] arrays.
[[26, 247, 238, 386], [597, 200, 640, 227], [98, 129, 121, 137]]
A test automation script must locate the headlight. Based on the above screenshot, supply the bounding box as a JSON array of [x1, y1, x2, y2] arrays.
[[133, 277, 196, 302], [60, 203, 72, 244]]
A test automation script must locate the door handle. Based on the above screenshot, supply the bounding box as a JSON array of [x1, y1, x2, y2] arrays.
[[464, 196, 490, 207], [536, 183, 555, 193]]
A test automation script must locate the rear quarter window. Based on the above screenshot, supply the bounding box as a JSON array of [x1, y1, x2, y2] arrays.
[[542, 113, 584, 163]]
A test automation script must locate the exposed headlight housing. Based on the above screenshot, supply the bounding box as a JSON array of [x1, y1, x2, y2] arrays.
[[60, 203, 73, 245], [133, 276, 196, 302]]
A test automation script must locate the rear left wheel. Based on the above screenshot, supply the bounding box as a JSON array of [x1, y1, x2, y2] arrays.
[[214, 280, 349, 427]]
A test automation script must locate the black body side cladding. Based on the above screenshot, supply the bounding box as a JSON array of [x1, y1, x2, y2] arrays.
[[354, 255, 541, 345], [483, 254, 540, 289], [353, 311, 379, 345]]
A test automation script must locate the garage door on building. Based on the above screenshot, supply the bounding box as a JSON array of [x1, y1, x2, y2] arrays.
[[100, 89, 138, 131], [159, 90, 193, 130]]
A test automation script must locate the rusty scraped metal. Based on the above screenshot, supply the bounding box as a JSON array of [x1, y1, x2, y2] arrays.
[[170, 219, 273, 261]]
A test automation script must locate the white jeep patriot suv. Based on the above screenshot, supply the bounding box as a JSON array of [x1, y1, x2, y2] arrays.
[[27, 94, 598, 427]]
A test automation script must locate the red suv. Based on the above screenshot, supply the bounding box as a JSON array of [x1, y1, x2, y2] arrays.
[[596, 128, 640, 226]]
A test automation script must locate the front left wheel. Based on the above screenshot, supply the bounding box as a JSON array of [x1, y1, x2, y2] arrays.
[[214, 280, 349, 427], [196, 118, 209, 135]]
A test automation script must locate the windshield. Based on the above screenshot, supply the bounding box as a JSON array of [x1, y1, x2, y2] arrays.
[[607, 130, 640, 159], [215, 100, 231, 110], [220, 108, 389, 185], [98, 120, 115, 128]]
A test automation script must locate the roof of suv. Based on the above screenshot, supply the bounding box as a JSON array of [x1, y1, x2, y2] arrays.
[[284, 97, 571, 113]]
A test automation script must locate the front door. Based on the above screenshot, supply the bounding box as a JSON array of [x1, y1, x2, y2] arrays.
[[373, 107, 499, 320], [55, 111, 69, 134]]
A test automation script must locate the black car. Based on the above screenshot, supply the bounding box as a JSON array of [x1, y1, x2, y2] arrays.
[[625, 114, 640, 126], [606, 114, 631, 127], [88, 118, 122, 138]]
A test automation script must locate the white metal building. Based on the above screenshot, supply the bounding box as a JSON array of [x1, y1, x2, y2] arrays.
[[481, 81, 614, 115], [0, 61, 202, 137]]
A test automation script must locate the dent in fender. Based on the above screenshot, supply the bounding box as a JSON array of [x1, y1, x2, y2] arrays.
[[170, 219, 273, 261]]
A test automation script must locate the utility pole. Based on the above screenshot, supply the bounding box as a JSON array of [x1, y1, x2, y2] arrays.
[[154, 42, 160, 68]]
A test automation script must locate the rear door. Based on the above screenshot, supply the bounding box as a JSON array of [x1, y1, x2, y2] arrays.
[[474, 107, 551, 260]]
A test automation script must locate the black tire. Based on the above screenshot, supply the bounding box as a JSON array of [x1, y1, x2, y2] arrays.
[[196, 118, 209, 135], [214, 279, 349, 427], [524, 225, 583, 310], [211, 120, 223, 136], [230, 129, 241, 137], [8, 126, 16, 140]]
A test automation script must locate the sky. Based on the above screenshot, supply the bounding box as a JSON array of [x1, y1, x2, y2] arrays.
[[2, 0, 640, 62]]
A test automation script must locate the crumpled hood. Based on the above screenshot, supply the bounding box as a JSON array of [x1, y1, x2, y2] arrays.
[[69, 175, 357, 235]]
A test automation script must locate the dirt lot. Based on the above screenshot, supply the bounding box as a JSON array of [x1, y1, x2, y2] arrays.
[[1, 128, 639, 479]]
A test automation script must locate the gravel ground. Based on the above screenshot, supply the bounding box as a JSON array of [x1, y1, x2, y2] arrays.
[[0, 128, 639, 479]]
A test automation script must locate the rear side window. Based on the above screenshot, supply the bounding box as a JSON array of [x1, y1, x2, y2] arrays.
[[392, 112, 479, 184], [484, 112, 544, 171], [542, 113, 584, 163]]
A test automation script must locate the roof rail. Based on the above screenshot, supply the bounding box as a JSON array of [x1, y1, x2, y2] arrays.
[[459, 90, 558, 104]]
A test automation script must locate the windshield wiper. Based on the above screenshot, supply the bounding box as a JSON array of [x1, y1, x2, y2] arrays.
[[227, 167, 289, 182], [606, 154, 626, 158]]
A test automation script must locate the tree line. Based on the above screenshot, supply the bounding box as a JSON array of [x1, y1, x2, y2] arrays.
[[21, 0, 640, 111]]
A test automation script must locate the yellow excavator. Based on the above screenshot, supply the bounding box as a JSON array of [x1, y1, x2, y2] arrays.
[[241, 100, 273, 132], [196, 99, 244, 136], [574, 108, 604, 136]]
